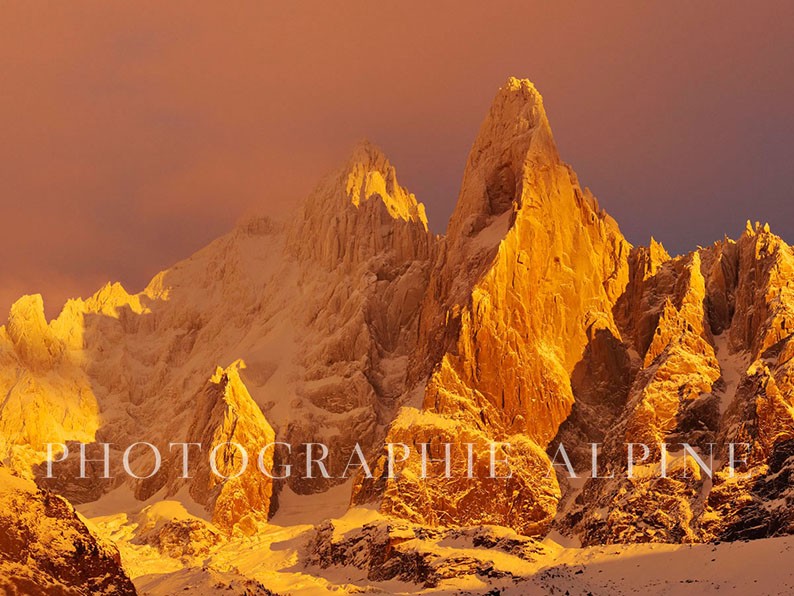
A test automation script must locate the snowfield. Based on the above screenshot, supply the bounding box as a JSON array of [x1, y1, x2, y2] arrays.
[[76, 491, 794, 596]]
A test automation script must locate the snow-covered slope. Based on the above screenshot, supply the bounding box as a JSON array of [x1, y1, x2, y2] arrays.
[[77, 496, 794, 595]]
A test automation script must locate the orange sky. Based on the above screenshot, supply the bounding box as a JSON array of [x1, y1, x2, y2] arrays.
[[2, 1, 793, 318]]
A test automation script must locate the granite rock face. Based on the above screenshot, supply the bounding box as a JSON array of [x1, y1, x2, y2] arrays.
[[560, 224, 794, 544], [184, 362, 276, 532], [355, 78, 630, 535], [0, 467, 137, 595]]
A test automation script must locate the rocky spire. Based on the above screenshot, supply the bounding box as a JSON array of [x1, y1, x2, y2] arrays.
[[358, 78, 631, 535], [184, 361, 275, 534], [446, 77, 559, 242], [288, 139, 434, 270], [343, 139, 428, 230], [5, 294, 63, 371]]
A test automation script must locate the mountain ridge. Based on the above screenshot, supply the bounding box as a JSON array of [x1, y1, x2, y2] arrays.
[[0, 76, 793, 593]]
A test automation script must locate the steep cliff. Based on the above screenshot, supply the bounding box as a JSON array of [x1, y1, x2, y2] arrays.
[[561, 224, 794, 544], [0, 467, 136, 595], [355, 78, 631, 534]]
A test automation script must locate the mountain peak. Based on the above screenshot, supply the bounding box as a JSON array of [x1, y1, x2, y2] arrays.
[[5, 294, 64, 370], [446, 77, 559, 240], [287, 140, 434, 269], [345, 138, 388, 168], [503, 76, 543, 100], [483, 77, 557, 160], [340, 140, 428, 230]]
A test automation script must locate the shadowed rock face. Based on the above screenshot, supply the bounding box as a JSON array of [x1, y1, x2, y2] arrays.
[[560, 225, 794, 545], [306, 518, 545, 589], [0, 467, 137, 595]]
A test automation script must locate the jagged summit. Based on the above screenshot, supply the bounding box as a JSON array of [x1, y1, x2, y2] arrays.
[[289, 139, 433, 269], [307, 139, 429, 231], [344, 139, 428, 230], [745, 219, 773, 236], [344, 138, 390, 174], [446, 77, 560, 241], [485, 77, 556, 158]]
